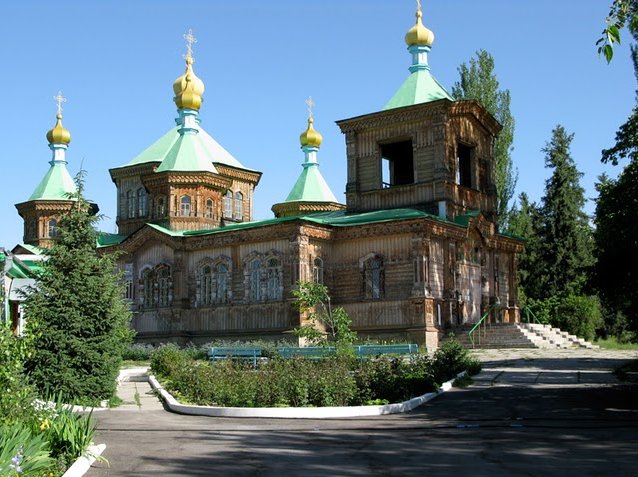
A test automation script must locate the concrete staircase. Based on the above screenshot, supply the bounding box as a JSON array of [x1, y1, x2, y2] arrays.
[[517, 323, 599, 350], [446, 323, 599, 350]]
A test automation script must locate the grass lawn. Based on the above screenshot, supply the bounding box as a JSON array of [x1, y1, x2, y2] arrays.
[[121, 360, 151, 368], [594, 337, 638, 350]]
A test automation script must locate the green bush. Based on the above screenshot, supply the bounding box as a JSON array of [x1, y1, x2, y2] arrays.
[[553, 295, 603, 342], [0, 325, 36, 426], [153, 341, 479, 408], [431, 340, 481, 384]]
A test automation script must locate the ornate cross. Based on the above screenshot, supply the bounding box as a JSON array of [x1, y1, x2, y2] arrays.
[[416, 0, 422, 12], [54, 91, 66, 115], [305, 96, 315, 120], [184, 29, 197, 58]]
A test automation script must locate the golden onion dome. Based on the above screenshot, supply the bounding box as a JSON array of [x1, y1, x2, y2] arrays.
[[46, 113, 71, 145], [300, 118, 323, 148], [405, 9, 434, 47], [173, 56, 205, 110]]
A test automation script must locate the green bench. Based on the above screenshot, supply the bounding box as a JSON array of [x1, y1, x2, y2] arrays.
[[276, 344, 419, 359], [277, 346, 337, 359], [353, 343, 419, 359], [208, 347, 262, 367]]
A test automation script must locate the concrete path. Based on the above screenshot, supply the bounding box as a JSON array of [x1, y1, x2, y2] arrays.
[[88, 349, 638, 476]]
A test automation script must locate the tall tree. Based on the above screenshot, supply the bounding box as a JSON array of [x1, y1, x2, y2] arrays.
[[452, 50, 517, 230], [24, 174, 133, 403], [595, 12, 638, 337], [507, 192, 543, 300], [538, 126, 594, 299]]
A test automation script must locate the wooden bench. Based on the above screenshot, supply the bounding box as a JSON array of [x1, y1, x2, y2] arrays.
[[208, 347, 262, 367], [353, 344, 419, 359], [277, 346, 337, 359]]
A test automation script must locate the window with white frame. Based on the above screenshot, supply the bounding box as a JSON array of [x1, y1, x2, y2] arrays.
[[180, 195, 191, 217], [312, 257, 324, 284], [137, 188, 147, 217], [215, 262, 230, 304], [234, 191, 243, 220], [223, 191, 233, 217], [266, 258, 282, 300], [205, 198, 214, 218], [47, 219, 58, 238], [249, 259, 261, 301], [156, 196, 165, 218]]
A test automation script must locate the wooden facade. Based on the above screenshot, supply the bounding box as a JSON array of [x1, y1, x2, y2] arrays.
[[104, 97, 523, 350]]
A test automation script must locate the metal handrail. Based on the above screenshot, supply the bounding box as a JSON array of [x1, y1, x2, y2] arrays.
[[468, 303, 500, 348], [521, 306, 541, 324]]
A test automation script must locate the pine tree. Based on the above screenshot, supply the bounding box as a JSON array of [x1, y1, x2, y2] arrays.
[[538, 126, 594, 299], [507, 192, 543, 300], [452, 49, 517, 230], [24, 173, 133, 403]]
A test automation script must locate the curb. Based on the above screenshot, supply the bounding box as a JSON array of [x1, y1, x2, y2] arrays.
[[61, 444, 106, 477], [148, 371, 465, 419]]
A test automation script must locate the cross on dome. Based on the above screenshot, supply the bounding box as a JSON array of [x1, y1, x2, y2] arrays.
[[54, 91, 66, 115], [183, 29, 197, 59], [416, 0, 422, 12], [305, 96, 315, 120]]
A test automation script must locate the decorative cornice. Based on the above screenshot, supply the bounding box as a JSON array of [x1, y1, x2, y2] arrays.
[[15, 199, 75, 217], [271, 201, 346, 218], [215, 164, 262, 185], [142, 170, 232, 190], [336, 99, 451, 134], [109, 162, 159, 183], [449, 100, 502, 136]]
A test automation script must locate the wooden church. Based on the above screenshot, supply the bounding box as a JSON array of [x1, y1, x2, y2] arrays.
[[14, 6, 523, 349]]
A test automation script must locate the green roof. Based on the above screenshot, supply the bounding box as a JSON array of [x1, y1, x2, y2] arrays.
[[5, 257, 41, 279], [124, 125, 252, 171], [29, 161, 77, 201], [284, 164, 339, 203], [96, 233, 128, 247], [156, 133, 218, 173], [383, 69, 453, 110]]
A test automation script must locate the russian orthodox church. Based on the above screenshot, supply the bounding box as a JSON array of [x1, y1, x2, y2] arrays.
[[12, 6, 523, 349]]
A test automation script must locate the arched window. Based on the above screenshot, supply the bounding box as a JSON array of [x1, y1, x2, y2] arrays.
[[157, 265, 172, 307], [249, 259, 261, 302], [141, 264, 173, 308], [137, 188, 147, 217], [223, 191, 233, 218], [126, 190, 135, 219], [180, 195, 191, 217], [156, 196, 166, 218], [141, 267, 154, 308], [215, 262, 230, 304], [363, 255, 384, 300], [47, 219, 58, 238], [198, 264, 214, 306], [266, 258, 282, 301], [312, 257, 324, 284], [205, 198, 214, 218], [234, 192, 243, 220]]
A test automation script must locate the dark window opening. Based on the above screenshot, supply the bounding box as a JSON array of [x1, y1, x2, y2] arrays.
[[381, 140, 414, 188], [457, 144, 473, 188]]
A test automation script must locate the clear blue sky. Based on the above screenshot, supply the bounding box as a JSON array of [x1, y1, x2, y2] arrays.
[[1, 0, 634, 247]]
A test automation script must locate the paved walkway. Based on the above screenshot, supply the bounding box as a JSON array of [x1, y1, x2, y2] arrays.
[[87, 349, 638, 476]]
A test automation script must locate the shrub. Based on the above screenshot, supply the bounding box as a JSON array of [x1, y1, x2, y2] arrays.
[[431, 340, 481, 384], [150, 343, 188, 378], [552, 295, 603, 342]]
